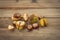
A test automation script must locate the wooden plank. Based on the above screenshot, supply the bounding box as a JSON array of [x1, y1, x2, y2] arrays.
[[0, 7, 60, 9], [0, 9, 60, 17], [0, 0, 60, 7]]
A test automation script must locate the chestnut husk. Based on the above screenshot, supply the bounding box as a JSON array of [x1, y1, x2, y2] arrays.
[[8, 25, 15, 31]]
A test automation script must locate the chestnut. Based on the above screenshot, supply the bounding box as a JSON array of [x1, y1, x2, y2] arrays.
[[27, 25, 33, 31], [13, 13, 21, 18], [12, 13, 21, 21], [32, 23, 39, 29]]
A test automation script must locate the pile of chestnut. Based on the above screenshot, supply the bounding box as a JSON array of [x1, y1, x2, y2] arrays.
[[8, 13, 48, 31]]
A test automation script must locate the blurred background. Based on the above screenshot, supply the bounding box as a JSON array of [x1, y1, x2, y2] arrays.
[[0, 0, 60, 40]]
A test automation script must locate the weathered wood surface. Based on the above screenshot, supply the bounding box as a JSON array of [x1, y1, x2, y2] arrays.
[[0, 9, 60, 17], [0, 0, 60, 8], [0, 17, 60, 40], [0, 0, 60, 40]]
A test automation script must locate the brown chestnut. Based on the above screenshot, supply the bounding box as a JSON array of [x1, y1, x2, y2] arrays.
[[12, 13, 22, 21], [27, 25, 33, 31], [32, 23, 39, 29]]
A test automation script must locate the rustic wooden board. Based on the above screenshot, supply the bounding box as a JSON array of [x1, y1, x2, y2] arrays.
[[0, 9, 60, 17], [0, 0, 60, 40], [0, 0, 60, 8], [0, 17, 60, 40]]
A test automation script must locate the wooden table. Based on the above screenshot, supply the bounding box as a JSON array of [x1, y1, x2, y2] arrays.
[[0, 17, 60, 40]]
